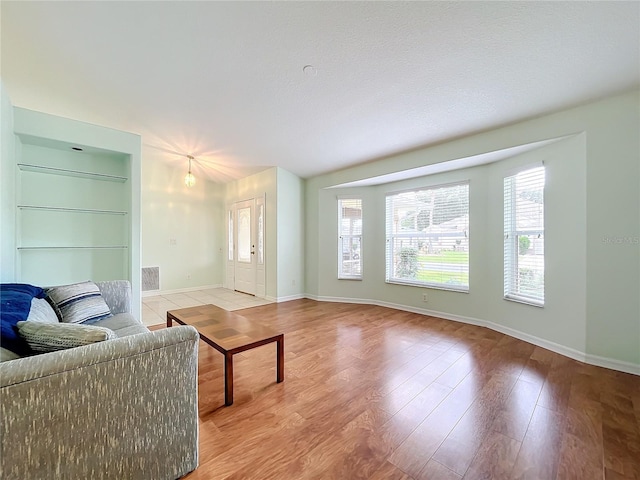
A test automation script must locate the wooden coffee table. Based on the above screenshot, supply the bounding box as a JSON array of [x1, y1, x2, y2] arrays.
[[167, 304, 284, 406]]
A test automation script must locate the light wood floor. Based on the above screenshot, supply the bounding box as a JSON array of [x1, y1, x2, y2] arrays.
[[163, 299, 639, 480]]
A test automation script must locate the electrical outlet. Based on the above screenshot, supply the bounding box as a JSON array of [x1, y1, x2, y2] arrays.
[[422, 293, 428, 302], [169, 238, 177, 246]]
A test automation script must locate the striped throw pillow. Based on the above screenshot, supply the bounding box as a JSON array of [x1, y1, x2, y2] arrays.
[[46, 281, 113, 324], [16, 321, 116, 353]]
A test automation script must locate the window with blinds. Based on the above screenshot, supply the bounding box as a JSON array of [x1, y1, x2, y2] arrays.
[[504, 166, 545, 306], [338, 198, 362, 279], [385, 182, 469, 291]]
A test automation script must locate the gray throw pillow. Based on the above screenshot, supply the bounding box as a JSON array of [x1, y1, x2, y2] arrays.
[[17, 321, 116, 353], [46, 281, 112, 324]]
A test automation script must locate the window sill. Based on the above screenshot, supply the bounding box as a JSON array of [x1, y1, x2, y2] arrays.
[[338, 277, 362, 281], [385, 279, 468, 293], [504, 295, 544, 308]]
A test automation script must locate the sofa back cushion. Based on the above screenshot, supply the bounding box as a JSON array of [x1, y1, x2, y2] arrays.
[[46, 281, 112, 324]]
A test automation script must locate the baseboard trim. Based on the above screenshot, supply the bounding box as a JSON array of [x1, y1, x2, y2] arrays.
[[269, 293, 305, 303], [581, 353, 640, 376], [142, 284, 223, 298], [306, 294, 639, 376]]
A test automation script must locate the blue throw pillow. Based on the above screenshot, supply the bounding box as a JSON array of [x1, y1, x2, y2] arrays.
[[0, 284, 46, 355]]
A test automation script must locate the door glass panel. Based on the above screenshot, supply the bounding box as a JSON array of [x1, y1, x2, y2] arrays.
[[228, 210, 233, 261], [258, 204, 264, 265], [237, 206, 251, 263]]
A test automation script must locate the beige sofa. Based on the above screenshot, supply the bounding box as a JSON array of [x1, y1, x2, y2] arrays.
[[0, 281, 199, 480]]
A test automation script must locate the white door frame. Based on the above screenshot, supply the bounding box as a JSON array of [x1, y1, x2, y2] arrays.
[[226, 195, 266, 297]]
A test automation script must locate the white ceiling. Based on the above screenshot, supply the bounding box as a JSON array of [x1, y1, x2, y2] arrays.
[[2, 1, 639, 183]]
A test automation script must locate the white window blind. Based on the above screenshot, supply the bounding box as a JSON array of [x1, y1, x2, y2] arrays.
[[385, 182, 469, 291], [338, 198, 362, 279], [504, 166, 545, 306]]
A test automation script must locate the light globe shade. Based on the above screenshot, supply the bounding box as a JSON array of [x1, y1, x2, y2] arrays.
[[185, 172, 196, 187]]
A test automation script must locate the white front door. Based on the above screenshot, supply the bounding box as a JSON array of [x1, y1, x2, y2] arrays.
[[234, 199, 256, 295]]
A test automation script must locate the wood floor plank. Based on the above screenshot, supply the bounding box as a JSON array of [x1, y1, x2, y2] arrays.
[[557, 400, 604, 480], [369, 460, 415, 480], [536, 355, 578, 416], [510, 405, 566, 480], [168, 299, 640, 480], [490, 378, 543, 442], [388, 371, 490, 477], [417, 459, 463, 480], [435, 352, 477, 389], [392, 381, 453, 430], [463, 431, 521, 480], [601, 391, 640, 479], [431, 370, 519, 475], [518, 346, 555, 388], [302, 407, 395, 480]]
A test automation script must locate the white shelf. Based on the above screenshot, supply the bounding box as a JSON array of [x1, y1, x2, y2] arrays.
[[18, 163, 127, 183], [17, 205, 128, 215], [17, 246, 128, 251]]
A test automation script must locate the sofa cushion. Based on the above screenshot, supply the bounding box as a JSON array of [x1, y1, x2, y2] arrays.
[[16, 321, 116, 353], [0, 283, 46, 355], [95, 280, 131, 315], [93, 313, 149, 338], [0, 347, 20, 362], [26, 298, 59, 324], [46, 281, 112, 324]]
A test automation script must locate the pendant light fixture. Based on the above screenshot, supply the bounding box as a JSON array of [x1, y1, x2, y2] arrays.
[[184, 155, 196, 187]]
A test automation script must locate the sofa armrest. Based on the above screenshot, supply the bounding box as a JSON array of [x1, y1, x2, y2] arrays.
[[0, 326, 199, 480], [95, 280, 131, 315]]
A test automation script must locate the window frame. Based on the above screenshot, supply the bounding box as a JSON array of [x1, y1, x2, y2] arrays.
[[503, 164, 545, 307], [337, 197, 363, 280], [385, 181, 470, 292]]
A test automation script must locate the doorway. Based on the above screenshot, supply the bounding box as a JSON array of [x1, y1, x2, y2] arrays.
[[227, 196, 265, 296]]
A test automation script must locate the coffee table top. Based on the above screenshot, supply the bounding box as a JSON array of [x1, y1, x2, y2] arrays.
[[167, 304, 283, 354]]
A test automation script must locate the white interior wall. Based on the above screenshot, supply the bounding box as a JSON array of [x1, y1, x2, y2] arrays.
[[223, 166, 305, 301], [485, 136, 587, 353], [583, 96, 640, 362], [0, 81, 15, 282], [224, 167, 278, 299], [305, 90, 639, 372], [276, 167, 305, 300], [141, 150, 224, 293]]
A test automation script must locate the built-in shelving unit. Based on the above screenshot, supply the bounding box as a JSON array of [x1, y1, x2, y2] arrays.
[[11, 108, 141, 308], [16, 144, 130, 285]]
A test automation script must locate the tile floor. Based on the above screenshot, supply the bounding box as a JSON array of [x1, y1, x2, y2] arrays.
[[141, 288, 273, 326]]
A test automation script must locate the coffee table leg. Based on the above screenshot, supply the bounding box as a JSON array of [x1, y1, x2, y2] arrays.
[[166, 314, 172, 328], [224, 352, 234, 406], [276, 335, 284, 383]]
